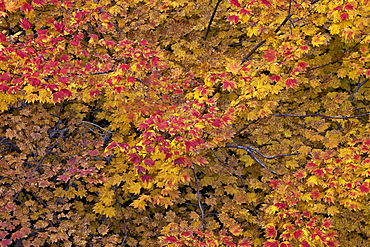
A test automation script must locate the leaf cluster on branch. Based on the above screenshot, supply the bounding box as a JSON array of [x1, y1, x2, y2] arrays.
[[0, 0, 369, 246]]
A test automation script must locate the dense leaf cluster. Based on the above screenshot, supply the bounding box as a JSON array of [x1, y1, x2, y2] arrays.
[[0, 0, 369, 246]]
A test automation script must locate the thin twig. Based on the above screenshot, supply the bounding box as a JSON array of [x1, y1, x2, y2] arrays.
[[272, 112, 370, 119], [242, 145, 300, 159], [211, 149, 247, 190], [211, 149, 232, 168], [225, 144, 279, 174], [307, 37, 365, 72], [350, 78, 369, 101], [191, 166, 205, 230], [204, 0, 223, 41], [241, 14, 292, 64], [82, 121, 112, 133], [234, 119, 259, 136]]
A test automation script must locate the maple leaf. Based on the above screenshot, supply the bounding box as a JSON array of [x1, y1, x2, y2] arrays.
[[222, 80, 236, 91], [265, 225, 277, 238], [263, 48, 277, 62], [285, 78, 299, 88], [53, 89, 72, 102], [20, 18, 32, 30], [228, 15, 241, 24], [141, 174, 153, 183], [261, 0, 272, 7]]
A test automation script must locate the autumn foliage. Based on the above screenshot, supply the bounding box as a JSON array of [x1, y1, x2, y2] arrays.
[[0, 0, 369, 246]]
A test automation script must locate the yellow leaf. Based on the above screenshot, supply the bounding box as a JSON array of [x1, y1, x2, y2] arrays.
[[102, 207, 116, 218], [265, 205, 279, 214], [301, 193, 312, 201], [306, 176, 319, 186], [226, 62, 242, 74], [130, 199, 147, 210], [229, 224, 243, 236], [327, 206, 339, 216]]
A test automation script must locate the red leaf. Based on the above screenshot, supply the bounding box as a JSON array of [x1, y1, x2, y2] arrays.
[[300, 241, 311, 247], [293, 229, 304, 240], [29, 77, 41, 86], [119, 64, 130, 71], [21, 2, 33, 12], [228, 15, 241, 24], [181, 231, 193, 237], [222, 80, 235, 90], [0, 33, 6, 42], [358, 182, 370, 193], [269, 75, 280, 82], [306, 162, 318, 169], [229, 0, 241, 7], [53, 89, 72, 102], [279, 243, 292, 247], [33, 0, 46, 5], [127, 77, 136, 83], [340, 12, 349, 21], [174, 157, 189, 166], [135, 165, 146, 173], [265, 225, 277, 238], [321, 218, 333, 229], [263, 48, 277, 62], [20, 19, 32, 30], [240, 8, 252, 15], [239, 238, 253, 246], [140, 39, 147, 46], [58, 175, 70, 182], [285, 78, 299, 88], [312, 169, 325, 177], [106, 142, 117, 150], [274, 203, 286, 209], [129, 153, 141, 164], [90, 89, 101, 97], [118, 143, 129, 150], [141, 174, 152, 183], [0, 73, 11, 81], [42, 84, 59, 91], [163, 236, 177, 243], [297, 62, 309, 69], [264, 240, 278, 247], [0, 232, 7, 239], [54, 22, 64, 32], [7, 86, 20, 94], [0, 239, 12, 247], [195, 157, 208, 165], [212, 118, 223, 127], [261, 0, 272, 7], [144, 159, 155, 166]]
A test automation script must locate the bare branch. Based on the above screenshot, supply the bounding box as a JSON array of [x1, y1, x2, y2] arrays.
[[241, 13, 292, 64], [350, 78, 369, 101], [272, 112, 370, 119], [225, 144, 281, 174], [234, 119, 259, 136], [192, 167, 205, 230], [211, 149, 247, 190], [204, 0, 223, 41], [82, 121, 112, 133], [307, 37, 365, 72]]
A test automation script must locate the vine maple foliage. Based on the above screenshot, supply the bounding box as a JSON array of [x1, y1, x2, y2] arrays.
[[0, 0, 369, 246]]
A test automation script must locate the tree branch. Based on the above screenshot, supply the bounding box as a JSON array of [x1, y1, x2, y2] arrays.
[[241, 14, 292, 64], [204, 0, 223, 41], [192, 166, 205, 230], [272, 112, 370, 119], [350, 78, 369, 101], [224, 144, 291, 174]]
